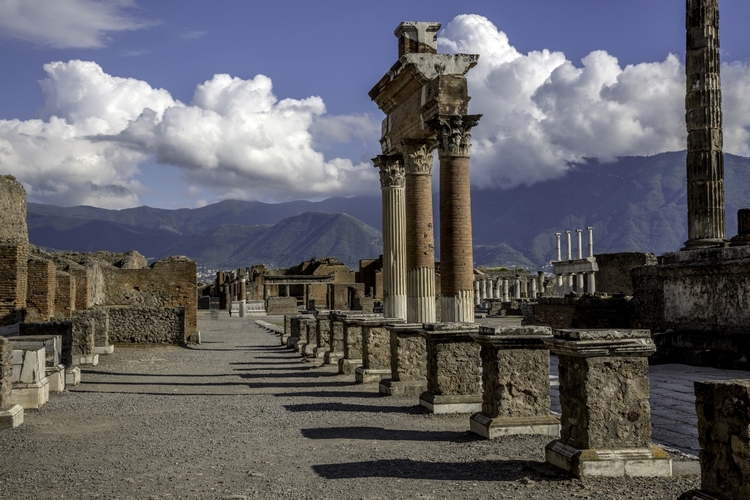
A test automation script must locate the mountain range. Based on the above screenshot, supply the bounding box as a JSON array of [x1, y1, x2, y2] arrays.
[[26, 151, 750, 270]]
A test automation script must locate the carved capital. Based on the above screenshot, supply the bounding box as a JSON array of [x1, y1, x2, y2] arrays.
[[428, 114, 482, 157], [373, 155, 405, 188], [400, 140, 437, 175]]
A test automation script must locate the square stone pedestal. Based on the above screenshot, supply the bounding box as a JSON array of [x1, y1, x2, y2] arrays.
[[335, 312, 380, 374], [73, 354, 99, 366], [45, 364, 66, 393], [66, 367, 81, 386], [314, 310, 331, 358], [470, 325, 559, 438], [544, 328, 672, 478], [11, 377, 50, 409], [94, 345, 114, 355], [339, 358, 362, 375], [379, 323, 427, 396], [355, 317, 404, 384], [418, 323, 482, 414], [0, 404, 24, 429]]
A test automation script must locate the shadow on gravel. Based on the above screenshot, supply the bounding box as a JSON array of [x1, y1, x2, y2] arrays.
[[276, 390, 383, 399], [285, 403, 422, 414], [69, 389, 250, 396], [247, 380, 354, 388], [312, 458, 569, 482], [239, 371, 342, 379], [81, 371, 237, 378], [301, 426, 479, 443], [233, 366, 317, 371], [79, 380, 248, 387]]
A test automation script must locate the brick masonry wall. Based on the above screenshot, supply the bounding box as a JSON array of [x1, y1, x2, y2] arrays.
[[54, 270, 75, 319], [68, 266, 92, 311], [105, 306, 185, 344], [0, 243, 28, 326], [26, 257, 56, 323]]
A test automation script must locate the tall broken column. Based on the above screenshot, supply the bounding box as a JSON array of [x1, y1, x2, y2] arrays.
[[374, 155, 407, 320], [684, 0, 726, 248], [430, 115, 481, 323], [401, 142, 437, 323]]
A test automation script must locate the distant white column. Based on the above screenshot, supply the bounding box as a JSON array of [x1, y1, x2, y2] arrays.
[[502, 278, 509, 302], [576, 229, 583, 260], [566, 231, 572, 261], [538, 272, 545, 297], [474, 281, 481, 306], [493, 278, 501, 299], [588, 272, 596, 294], [576, 273, 584, 293], [514, 276, 521, 300], [555, 233, 562, 261], [587, 226, 594, 258], [556, 275, 563, 297], [530, 277, 537, 298]]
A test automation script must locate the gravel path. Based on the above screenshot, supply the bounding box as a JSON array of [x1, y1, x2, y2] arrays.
[[0, 312, 700, 499]]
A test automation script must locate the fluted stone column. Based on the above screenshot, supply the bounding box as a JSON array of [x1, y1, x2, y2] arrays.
[[430, 115, 481, 322], [402, 141, 437, 323], [473, 281, 481, 306], [514, 277, 521, 300], [538, 272, 545, 297], [684, 0, 726, 248], [374, 155, 407, 320]]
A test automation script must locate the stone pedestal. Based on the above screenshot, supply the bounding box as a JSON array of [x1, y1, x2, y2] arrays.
[[11, 377, 50, 409], [66, 366, 81, 386], [312, 310, 331, 359], [418, 322, 482, 413], [355, 317, 405, 384], [544, 329, 672, 478], [678, 379, 750, 500], [0, 404, 24, 429], [45, 364, 66, 393], [0, 336, 24, 428], [338, 313, 380, 375], [379, 323, 427, 396], [469, 325, 560, 439], [324, 313, 344, 365]]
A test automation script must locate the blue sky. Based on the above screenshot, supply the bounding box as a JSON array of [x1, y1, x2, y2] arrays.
[[1, 0, 749, 209]]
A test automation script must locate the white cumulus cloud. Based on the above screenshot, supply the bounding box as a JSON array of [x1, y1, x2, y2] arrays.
[[439, 14, 750, 189], [0, 0, 153, 49], [0, 60, 378, 207]]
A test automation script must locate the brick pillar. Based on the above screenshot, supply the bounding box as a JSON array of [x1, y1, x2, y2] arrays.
[[684, 0, 726, 248], [402, 141, 437, 323], [374, 155, 407, 320], [26, 258, 56, 323], [430, 115, 481, 322], [0, 243, 27, 326], [54, 271, 75, 318]]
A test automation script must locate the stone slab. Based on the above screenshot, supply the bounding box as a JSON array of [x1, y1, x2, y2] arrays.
[[379, 378, 427, 396], [323, 351, 343, 365], [45, 364, 66, 393], [10, 377, 50, 409], [545, 440, 672, 478], [355, 367, 391, 384], [72, 354, 99, 366], [0, 404, 24, 429], [469, 412, 560, 439], [338, 358, 362, 375], [94, 345, 114, 355], [311, 347, 326, 359], [66, 366, 81, 386], [419, 392, 482, 414]]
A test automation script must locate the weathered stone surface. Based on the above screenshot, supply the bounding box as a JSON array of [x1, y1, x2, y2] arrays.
[[421, 325, 481, 397], [70, 310, 95, 356], [0, 337, 12, 408], [105, 306, 185, 344], [266, 297, 297, 315], [343, 321, 363, 360], [692, 379, 750, 500], [315, 311, 331, 349], [595, 252, 657, 296], [0, 175, 28, 244]]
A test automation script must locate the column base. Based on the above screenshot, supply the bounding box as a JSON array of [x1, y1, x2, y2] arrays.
[[419, 391, 482, 414], [66, 366, 81, 386], [355, 367, 390, 384], [379, 378, 427, 396], [0, 404, 24, 429], [72, 354, 99, 366], [470, 413, 561, 439], [45, 364, 66, 393], [311, 347, 327, 359], [94, 345, 114, 355], [677, 491, 722, 500], [11, 377, 50, 409], [287, 337, 300, 350], [280, 334, 289, 346], [323, 351, 343, 365], [338, 358, 362, 375], [545, 440, 672, 478], [296, 341, 308, 355]]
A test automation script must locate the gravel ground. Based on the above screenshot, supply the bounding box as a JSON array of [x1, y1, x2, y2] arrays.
[[0, 312, 700, 499]]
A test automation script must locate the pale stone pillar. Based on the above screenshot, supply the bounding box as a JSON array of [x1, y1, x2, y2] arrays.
[[493, 278, 501, 299], [285, 285, 290, 297], [555, 275, 563, 297], [587, 272, 596, 294], [401, 142, 437, 323], [576, 273, 584, 293], [576, 229, 583, 259], [538, 271, 545, 297], [566, 231, 572, 260], [374, 155, 407, 320], [238, 278, 247, 318], [473, 281, 481, 306], [544, 329, 671, 478], [502, 279, 509, 302], [684, 0, 726, 248], [529, 278, 537, 298], [555, 233, 562, 261], [587, 227, 594, 257], [565, 274, 573, 295], [429, 114, 481, 323]]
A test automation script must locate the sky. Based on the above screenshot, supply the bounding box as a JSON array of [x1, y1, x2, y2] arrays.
[[1, 0, 750, 210]]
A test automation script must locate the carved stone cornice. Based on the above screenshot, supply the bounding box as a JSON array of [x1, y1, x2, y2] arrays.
[[373, 155, 405, 188], [400, 140, 437, 176], [428, 114, 482, 157]]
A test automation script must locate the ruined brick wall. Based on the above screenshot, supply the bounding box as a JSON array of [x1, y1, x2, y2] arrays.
[[357, 258, 383, 299], [105, 306, 185, 344], [0, 336, 11, 409], [328, 283, 365, 310], [99, 256, 197, 341], [0, 244, 27, 326], [25, 257, 56, 323], [68, 265, 92, 311], [595, 252, 657, 296], [530, 297, 631, 330], [0, 175, 28, 244], [54, 271, 75, 318]]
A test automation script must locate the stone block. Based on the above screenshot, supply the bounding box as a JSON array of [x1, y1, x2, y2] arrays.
[[357, 318, 403, 384], [379, 323, 427, 396], [11, 347, 45, 384], [94, 345, 114, 355], [10, 376, 49, 409], [418, 322, 482, 414], [45, 364, 66, 393], [338, 358, 362, 375], [0, 404, 24, 429], [8, 335, 61, 368], [72, 353, 99, 367], [66, 367, 81, 386]]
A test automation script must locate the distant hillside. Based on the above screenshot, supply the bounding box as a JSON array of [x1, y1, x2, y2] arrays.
[[26, 151, 750, 269]]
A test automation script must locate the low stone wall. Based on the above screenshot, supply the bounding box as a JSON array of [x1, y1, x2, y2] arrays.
[[266, 297, 297, 315], [105, 306, 185, 344], [88, 308, 110, 347], [529, 296, 631, 330], [595, 252, 657, 296]]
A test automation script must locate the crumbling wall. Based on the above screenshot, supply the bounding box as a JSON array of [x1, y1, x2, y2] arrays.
[[71, 310, 95, 357], [596, 252, 657, 296], [0, 336, 11, 409], [529, 296, 631, 330], [105, 306, 185, 344], [0, 244, 27, 326], [25, 257, 56, 323], [0, 175, 28, 243], [54, 270, 75, 319], [266, 297, 297, 315]]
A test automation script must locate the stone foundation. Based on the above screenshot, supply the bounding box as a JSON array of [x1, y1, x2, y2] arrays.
[[105, 306, 186, 344], [312, 310, 331, 359], [355, 317, 404, 384], [379, 323, 427, 396], [338, 313, 380, 375]]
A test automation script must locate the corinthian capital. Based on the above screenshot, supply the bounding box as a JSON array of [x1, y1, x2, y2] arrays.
[[428, 114, 482, 157], [400, 140, 437, 175], [373, 155, 405, 188]]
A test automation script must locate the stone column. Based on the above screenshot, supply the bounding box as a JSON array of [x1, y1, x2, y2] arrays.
[[374, 155, 408, 320], [555, 233, 562, 261], [566, 231, 572, 260], [418, 322, 482, 413], [684, 0, 726, 248], [514, 276, 521, 300], [678, 379, 750, 500], [473, 281, 481, 306], [576, 273, 584, 293], [529, 278, 537, 298], [401, 142, 437, 323], [587, 227, 594, 257], [587, 272, 596, 294], [429, 115, 481, 323], [469, 325, 560, 439], [502, 279, 509, 302], [238, 278, 247, 318], [538, 271, 545, 297], [544, 329, 672, 478], [576, 229, 583, 259]]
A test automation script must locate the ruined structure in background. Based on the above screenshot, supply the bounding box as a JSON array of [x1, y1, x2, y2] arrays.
[[369, 21, 481, 322], [0, 175, 28, 326]]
